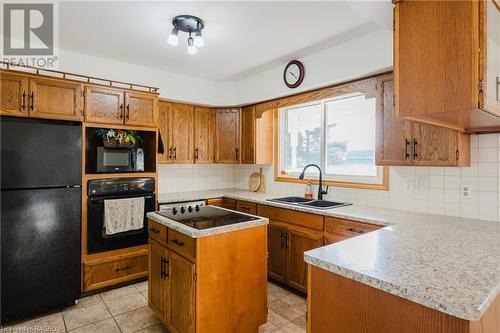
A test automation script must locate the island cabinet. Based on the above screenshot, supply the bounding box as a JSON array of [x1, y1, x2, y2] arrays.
[[257, 204, 324, 292], [240, 106, 273, 164], [394, 0, 500, 133], [147, 218, 267, 333], [376, 75, 470, 166], [0, 71, 84, 121], [214, 108, 240, 163]]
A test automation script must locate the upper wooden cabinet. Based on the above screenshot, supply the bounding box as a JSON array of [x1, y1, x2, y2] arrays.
[[0, 72, 29, 117], [193, 106, 214, 163], [0, 71, 83, 121], [157, 101, 194, 164], [394, 0, 500, 132], [84, 86, 157, 127], [215, 108, 240, 163], [376, 75, 470, 166], [240, 106, 273, 164]]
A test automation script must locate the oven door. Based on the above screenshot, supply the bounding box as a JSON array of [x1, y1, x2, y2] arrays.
[[96, 147, 135, 173], [87, 193, 155, 254]]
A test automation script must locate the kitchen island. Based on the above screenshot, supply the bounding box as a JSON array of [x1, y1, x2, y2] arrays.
[[146, 206, 268, 333]]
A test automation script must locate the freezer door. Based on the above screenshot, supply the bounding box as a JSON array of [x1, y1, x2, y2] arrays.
[[1, 187, 81, 323], [1, 117, 82, 189]]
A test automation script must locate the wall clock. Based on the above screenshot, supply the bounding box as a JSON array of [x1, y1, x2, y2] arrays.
[[283, 60, 305, 89]]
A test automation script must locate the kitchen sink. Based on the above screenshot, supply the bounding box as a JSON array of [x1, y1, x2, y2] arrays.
[[267, 197, 351, 210]]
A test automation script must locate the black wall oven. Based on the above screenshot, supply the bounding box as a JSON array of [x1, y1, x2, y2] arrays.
[[87, 177, 155, 254]]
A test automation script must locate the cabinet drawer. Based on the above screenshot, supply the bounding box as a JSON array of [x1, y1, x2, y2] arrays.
[[257, 205, 324, 231], [168, 229, 196, 259], [236, 201, 257, 215], [324, 234, 348, 245], [148, 219, 167, 245], [325, 217, 381, 238], [83, 251, 148, 292]]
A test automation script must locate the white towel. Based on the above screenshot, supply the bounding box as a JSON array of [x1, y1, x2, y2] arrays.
[[104, 197, 145, 235]]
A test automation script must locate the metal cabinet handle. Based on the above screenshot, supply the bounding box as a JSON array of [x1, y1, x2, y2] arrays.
[[284, 233, 288, 248], [21, 91, 26, 110], [149, 227, 159, 234], [173, 147, 177, 160], [346, 227, 365, 234], [171, 239, 184, 246], [235, 148, 239, 161], [195, 148, 199, 160], [413, 138, 418, 159], [30, 92, 34, 110], [280, 233, 286, 248], [115, 265, 130, 272], [168, 147, 172, 159], [119, 104, 124, 119], [404, 138, 410, 160], [126, 104, 130, 120], [160, 257, 165, 279]]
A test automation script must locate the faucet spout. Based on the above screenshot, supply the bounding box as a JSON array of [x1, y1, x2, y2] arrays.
[[298, 164, 328, 200]]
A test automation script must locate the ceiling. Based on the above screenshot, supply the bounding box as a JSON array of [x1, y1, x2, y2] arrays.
[[60, 1, 391, 81]]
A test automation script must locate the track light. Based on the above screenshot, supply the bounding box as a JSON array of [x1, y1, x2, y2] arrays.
[[167, 15, 205, 55], [194, 30, 204, 48], [187, 36, 197, 55], [167, 27, 179, 46]]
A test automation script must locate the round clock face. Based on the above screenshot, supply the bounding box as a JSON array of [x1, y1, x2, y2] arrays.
[[284, 60, 304, 88]]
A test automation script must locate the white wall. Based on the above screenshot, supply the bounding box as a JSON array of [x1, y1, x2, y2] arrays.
[[233, 29, 393, 105]]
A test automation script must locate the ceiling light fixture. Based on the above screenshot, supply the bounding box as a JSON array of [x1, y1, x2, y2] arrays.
[[167, 15, 205, 55]]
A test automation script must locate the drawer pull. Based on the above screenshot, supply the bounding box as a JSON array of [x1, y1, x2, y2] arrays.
[[171, 239, 184, 246], [149, 227, 160, 234], [346, 227, 365, 234], [115, 265, 130, 272]]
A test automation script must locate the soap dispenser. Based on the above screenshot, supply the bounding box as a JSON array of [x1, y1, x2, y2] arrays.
[[304, 181, 313, 199]]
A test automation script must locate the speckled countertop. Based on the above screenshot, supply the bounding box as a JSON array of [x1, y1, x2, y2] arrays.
[[156, 188, 500, 321]]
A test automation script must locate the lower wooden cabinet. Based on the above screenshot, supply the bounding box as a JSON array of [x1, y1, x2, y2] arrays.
[[207, 197, 236, 210], [82, 249, 148, 292], [149, 240, 167, 318], [267, 223, 288, 282], [235, 200, 257, 215]]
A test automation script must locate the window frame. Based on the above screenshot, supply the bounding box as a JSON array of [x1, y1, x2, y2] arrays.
[[274, 92, 389, 191]]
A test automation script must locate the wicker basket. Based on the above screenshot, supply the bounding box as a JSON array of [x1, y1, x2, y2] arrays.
[[103, 137, 134, 148]]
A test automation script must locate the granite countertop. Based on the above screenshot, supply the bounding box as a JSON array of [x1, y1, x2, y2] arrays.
[[157, 188, 500, 321], [147, 206, 268, 238]]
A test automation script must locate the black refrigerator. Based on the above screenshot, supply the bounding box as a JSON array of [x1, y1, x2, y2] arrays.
[[1, 117, 82, 323]]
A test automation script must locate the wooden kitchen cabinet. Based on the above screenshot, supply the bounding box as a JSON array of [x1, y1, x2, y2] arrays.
[[394, 0, 500, 132], [193, 106, 214, 163], [84, 86, 124, 125], [157, 101, 171, 163], [124, 91, 157, 127], [167, 251, 195, 333], [28, 76, 83, 121], [149, 239, 168, 319], [215, 108, 240, 163], [267, 222, 288, 282], [0, 71, 29, 117], [376, 76, 470, 166], [240, 106, 273, 164]]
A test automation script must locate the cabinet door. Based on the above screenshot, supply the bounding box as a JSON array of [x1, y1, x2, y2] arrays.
[[193, 106, 214, 163], [125, 91, 157, 127], [84, 86, 124, 125], [171, 103, 194, 164], [215, 108, 240, 163], [267, 222, 288, 283], [149, 240, 168, 320], [240, 106, 255, 164], [167, 251, 195, 333], [287, 227, 323, 292], [412, 123, 460, 166], [29, 77, 83, 121], [0, 72, 29, 117], [157, 101, 172, 163], [376, 77, 413, 165], [480, 0, 500, 115]]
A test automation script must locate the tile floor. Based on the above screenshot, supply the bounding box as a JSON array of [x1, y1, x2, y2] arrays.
[[1, 280, 306, 333]]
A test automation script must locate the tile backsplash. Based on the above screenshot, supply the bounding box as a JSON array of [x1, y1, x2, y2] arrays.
[[159, 133, 500, 222]]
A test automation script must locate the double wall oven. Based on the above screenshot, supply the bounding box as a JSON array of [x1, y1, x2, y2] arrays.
[[87, 177, 155, 254]]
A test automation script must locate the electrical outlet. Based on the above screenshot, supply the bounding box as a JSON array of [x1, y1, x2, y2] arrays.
[[461, 185, 473, 200]]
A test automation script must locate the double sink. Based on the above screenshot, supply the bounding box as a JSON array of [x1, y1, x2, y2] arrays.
[[267, 196, 351, 210]]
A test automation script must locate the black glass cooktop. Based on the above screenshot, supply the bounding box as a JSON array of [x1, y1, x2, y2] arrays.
[[157, 206, 259, 230]]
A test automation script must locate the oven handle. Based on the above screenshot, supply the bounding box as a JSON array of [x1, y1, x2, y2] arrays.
[[89, 194, 154, 203]]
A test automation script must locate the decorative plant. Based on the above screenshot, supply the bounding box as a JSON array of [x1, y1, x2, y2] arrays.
[[94, 128, 142, 147]]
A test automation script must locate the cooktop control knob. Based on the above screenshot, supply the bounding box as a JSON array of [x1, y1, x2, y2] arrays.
[[187, 206, 193, 213], [180, 206, 185, 214], [171, 207, 177, 215], [195, 205, 200, 212]]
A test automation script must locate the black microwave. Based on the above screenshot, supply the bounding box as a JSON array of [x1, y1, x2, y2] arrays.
[[96, 147, 144, 173]]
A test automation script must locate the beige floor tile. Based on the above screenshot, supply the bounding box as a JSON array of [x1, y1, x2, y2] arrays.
[[281, 315, 306, 333], [259, 321, 279, 333], [266, 309, 290, 327], [114, 306, 160, 333], [139, 288, 149, 300], [134, 322, 169, 333], [281, 293, 305, 306], [63, 296, 111, 330], [268, 300, 304, 322], [134, 280, 148, 292], [6, 312, 66, 333], [100, 285, 140, 302], [68, 318, 120, 333], [103, 292, 148, 316]]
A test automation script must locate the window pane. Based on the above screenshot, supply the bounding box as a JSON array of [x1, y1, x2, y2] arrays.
[[325, 95, 377, 177], [283, 103, 322, 173]]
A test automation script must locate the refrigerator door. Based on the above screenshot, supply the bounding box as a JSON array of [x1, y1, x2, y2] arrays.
[[1, 117, 82, 189], [1, 187, 81, 323]]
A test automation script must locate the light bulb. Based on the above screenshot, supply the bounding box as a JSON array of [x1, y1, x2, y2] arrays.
[[194, 30, 204, 48], [167, 27, 179, 46], [187, 36, 197, 55]]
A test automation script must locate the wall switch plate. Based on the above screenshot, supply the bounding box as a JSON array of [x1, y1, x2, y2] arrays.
[[461, 185, 472, 199]]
